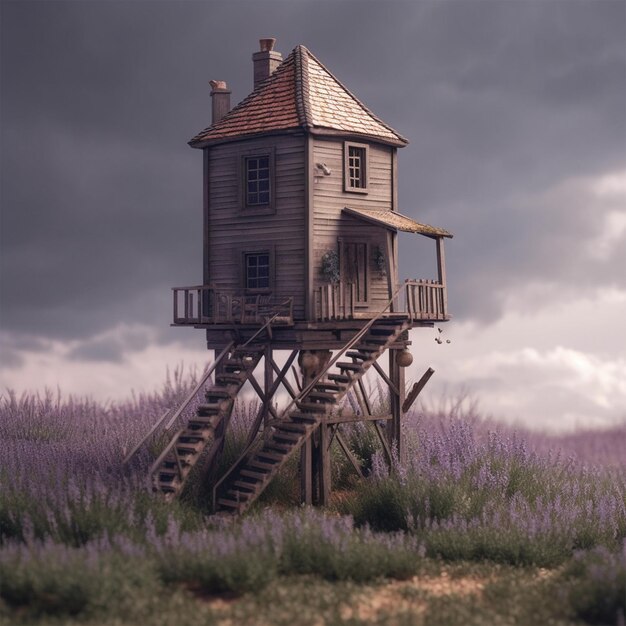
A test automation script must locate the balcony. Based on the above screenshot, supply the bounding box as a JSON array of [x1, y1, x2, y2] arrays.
[[172, 279, 448, 327], [172, 287, 294, 326]]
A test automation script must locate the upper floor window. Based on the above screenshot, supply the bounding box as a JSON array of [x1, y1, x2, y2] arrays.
[[344, 142, 368, 193], [245, 155, 271, 206]]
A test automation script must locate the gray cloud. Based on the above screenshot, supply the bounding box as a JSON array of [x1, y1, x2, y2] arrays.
[[1, 0, 624, 361]]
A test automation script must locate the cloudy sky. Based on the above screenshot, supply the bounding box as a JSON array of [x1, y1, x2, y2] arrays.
[[1, 0, 625, 431]]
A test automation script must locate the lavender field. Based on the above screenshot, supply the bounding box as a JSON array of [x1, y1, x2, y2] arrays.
[[1, 371, 625, 626]]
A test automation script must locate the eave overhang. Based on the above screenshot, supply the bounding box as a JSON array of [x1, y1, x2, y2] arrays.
[[343, 206, 453, 239]]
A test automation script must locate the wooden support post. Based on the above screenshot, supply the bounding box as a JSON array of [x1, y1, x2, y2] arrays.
[[300, 438, 313, 505], [387, 348, 406, 462], [317, 423, 331, 506], [297, 349, 332, 506], [263, 346, 273, 431]]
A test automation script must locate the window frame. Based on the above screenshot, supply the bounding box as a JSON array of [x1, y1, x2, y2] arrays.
[[240, 247, 274, 294], [343, 141, 369, 194], [240, 148, 276, 215]]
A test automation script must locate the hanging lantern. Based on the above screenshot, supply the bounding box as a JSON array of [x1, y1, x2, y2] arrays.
[[396, 349, 413, 368]]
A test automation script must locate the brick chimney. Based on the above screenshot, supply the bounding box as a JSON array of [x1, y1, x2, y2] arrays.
[[252, 38, 282, 89], [209, 80, 231, 125]]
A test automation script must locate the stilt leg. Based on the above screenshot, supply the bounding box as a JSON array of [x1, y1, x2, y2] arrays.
[[387, 348, 406, 462]]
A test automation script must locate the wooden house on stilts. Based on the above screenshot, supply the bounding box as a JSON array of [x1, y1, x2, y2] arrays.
[[152, 39, 452, 513]]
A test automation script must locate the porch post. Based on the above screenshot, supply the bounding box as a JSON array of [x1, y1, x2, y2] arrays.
[[436, 237, 448, 316]]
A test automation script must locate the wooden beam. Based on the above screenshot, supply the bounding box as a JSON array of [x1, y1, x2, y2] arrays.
[[357, 377, 373, 416], [372, 360, 400, 396], [334, 428, 365, 478], [270, 352, 299, 400], [325, 413, 392, 424], [247, 375, 280, 421], [373, 420, 393, 467], [402, 367, 435, 414], [291, 365, 303, 392]]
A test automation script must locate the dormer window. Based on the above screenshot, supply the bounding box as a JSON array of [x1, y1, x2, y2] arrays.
[[344, 142, 368, 193]]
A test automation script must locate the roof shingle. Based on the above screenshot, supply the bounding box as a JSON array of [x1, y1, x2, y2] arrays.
[[189, 45, 408, 147]]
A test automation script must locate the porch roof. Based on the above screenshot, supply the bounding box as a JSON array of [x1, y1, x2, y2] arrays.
[[343, 207, 452, 239]]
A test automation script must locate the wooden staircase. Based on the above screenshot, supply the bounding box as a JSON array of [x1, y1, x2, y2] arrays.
[[214, 317, 411, 514], [150, 345, 263, 499]]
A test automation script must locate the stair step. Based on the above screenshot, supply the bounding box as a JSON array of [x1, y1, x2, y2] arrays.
[[215, 373, 247, 385], [197, 403, 229, 417], [363, 337, 388, 345], [276, 422, 308, 433], [313, 382, 346, 393], [248, 459, 277, 472], [240, 469, 270, 481], [345, 351, 371, 361], [157, 469, 177, 481], [265, 440, 294, 453], [204, 388, 231, 400], [179, 431, 208, 442], [186, 419, 218, 431], [337, 361, 364, 372], [272, 430, 303, 443], [296, 401, 330, 414], [233, 479, 259, 492], [217, 498, 241, 511], [155, 483, 177, 494], [329, 373, 352, 384], [289, 412, 320, 425], [305, 391, 337, 403], [226, 489, 252, 501], [256, 449, 285, 463]]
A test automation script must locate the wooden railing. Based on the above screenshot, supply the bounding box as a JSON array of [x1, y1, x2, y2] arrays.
[[314, 279, 448, 322], [314, 282, 356, 321], [404, 279, 448, 321], [172, 286, 293, 326]]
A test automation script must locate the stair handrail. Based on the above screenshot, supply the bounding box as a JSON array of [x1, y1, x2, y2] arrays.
[[122, 341, 235, 467], [211, 280, 409, 508], [163, 340, 236, 430], [277, 280, 409, 420], [239, 312, 282, 348]]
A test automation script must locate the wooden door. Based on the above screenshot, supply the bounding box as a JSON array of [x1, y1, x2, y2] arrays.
[[342, 241, 368, 304]]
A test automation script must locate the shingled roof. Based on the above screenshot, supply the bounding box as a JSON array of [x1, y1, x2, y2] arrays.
[[189, 45, 408, 148], [343, 207, 453, 239]]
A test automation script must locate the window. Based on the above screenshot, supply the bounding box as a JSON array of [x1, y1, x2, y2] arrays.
[[245, 155, 270, 206], [245, 252, 270, 290], [344, 142, 368, 193]]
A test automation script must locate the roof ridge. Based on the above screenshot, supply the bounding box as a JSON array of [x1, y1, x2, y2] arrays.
[[294, 44, 313, 128], [302, 47, 408, 145]]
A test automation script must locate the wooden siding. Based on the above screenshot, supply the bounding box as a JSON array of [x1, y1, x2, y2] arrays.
[[206, 135, 307, 319], [312, 137, 394, 312]]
